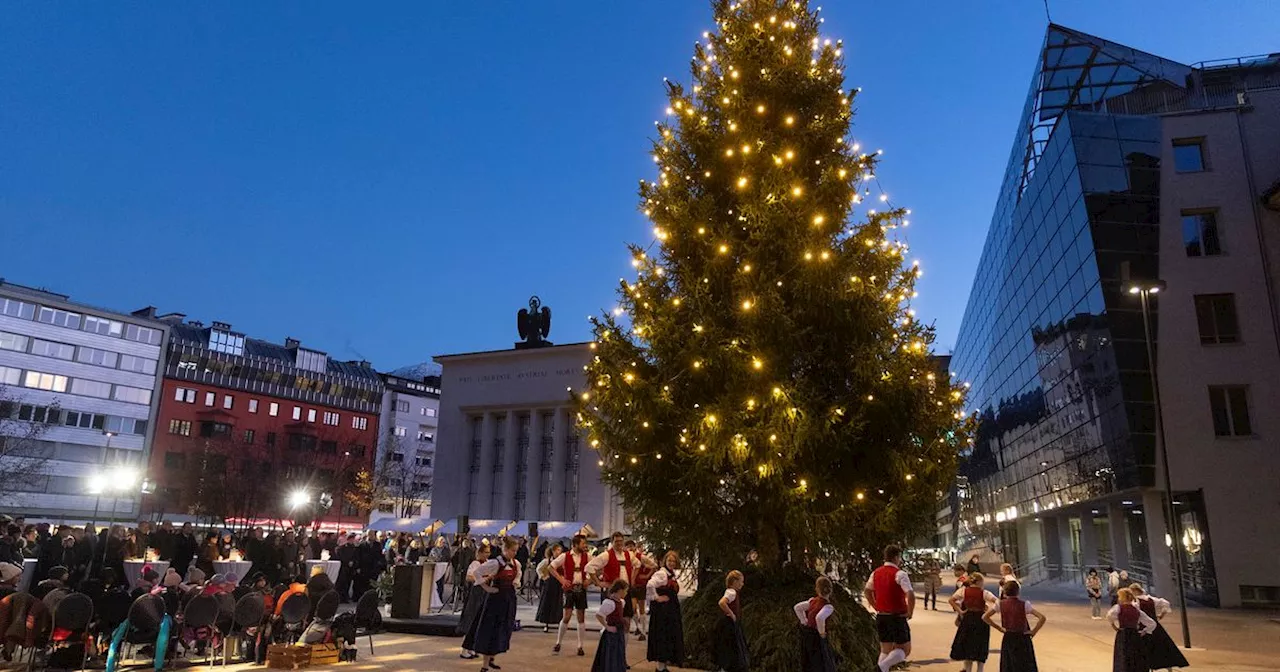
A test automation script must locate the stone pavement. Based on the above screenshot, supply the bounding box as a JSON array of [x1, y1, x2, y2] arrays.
[[30, 581, 1272, 672]]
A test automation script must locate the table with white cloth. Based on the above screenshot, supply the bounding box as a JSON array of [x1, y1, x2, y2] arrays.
[[123, 559, 169, 589], [212, 560, 253, 582], [16, 558, 38, 593], [305, 559, 341, 582]]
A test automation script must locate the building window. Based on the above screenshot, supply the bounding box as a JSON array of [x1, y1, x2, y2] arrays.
[[1209, 385, 1252, 437], [123, 323, 162, 345], [106, 416, 146, 435], [296, 348, 327, 373], [17, 404, 58, 423], [323, 411, 339, 426], [248, 399, 258, 413], [209, 329, 244, 356], [0, 331, 29, 352], [36, 306, 82, 330], [320, 440, 337, 454], [352, 417, 368, 431], [204, 392, 215, 407], [113, 386, 150, 404], [293, 406, 302, 421], [425, 407, 437, 417], [77, 346, 119, 368], [1173, 138, 1206, 172], [415, 454, 432, 467], [395, 400, 410, 413], [266, 432, 277, 447], [118, 354, 157, 375], [417, 426, 434, 442], [1194, 294, 1240, 345], [23, 371, 68, 393], [175, 387, 197, 403], [65, 411, 106, 430], [352, 444, 367, 457], [199, 421, 233, 438], [164, 451, 187, 469], [223, 394, 234, 410], [30, 339, 75, 360], [83, 315, 123, 337], [169, 419, 192, 436], [389, 451, 405, 463], [0, 298, 36, 320], [393, 426, 407, 437], [269, 402, 279, 417], [1182, 210, 1221, 257], [0, 365, 20, 386], [70, 379, 112, 399], [307, 408, 317, 423], [244, 429, 256, 444]]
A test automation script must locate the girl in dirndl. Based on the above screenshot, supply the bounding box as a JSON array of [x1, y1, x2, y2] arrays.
[[983, 580, 1046, 672], [471, 538, 522, 672], [949, 572, 997, 672], [794, 575, 838, 672], [1108, 587, 1157, 672], [713, 570, 749, 672], [591, 579, 630, 672], [535, 544, 564, 632], [1130, 584, 1189, 671], [457, 542, 491, 660], [645, 550, 684, 671]]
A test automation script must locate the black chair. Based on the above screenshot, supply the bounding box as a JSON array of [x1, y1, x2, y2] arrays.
[[353, 589, 381, 655], [122, 594, 165, 662], [213, 593, 236, 633], [182, 594, 220, 665], [214, 594, 265, 666], [92, 590, 132, 651], [276, 593, 310, 644], [313, 590, 339, 621]]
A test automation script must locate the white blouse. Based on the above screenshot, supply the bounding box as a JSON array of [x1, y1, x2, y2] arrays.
[[1106, 604, 1157, 632], [465, 560, 482, 583], [597, 598, 619, 618], [1139, 595, 1172, 619], [475, 557, 522, 586], [722, 587, 738, 603], [646, 567, 677, 603], [792, 600, 834, 635], [950, 588, 998, 607]]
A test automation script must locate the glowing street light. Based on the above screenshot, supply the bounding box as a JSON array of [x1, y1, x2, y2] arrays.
[[288, 490, 311, 510]]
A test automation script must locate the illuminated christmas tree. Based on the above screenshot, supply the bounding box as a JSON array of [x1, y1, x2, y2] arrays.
[[576, 0, 971, 569]]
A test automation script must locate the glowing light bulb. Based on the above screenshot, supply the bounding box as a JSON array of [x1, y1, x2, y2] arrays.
[[756, 104, 766, 113], [718, 243, 729, 253], [736, 177, 748, 188], [792, 186, 803, 197], [813, 214, 825, 226], [785, 116, 794, 125], [741, 299, 753, 310]]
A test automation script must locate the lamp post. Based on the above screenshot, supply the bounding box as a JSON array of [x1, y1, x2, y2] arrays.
[[99, 465, 141, 571], [1127, 278, 1192, 648]]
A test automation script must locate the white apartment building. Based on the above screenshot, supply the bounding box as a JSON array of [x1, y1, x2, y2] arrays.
[[369, 371, 441, 525]]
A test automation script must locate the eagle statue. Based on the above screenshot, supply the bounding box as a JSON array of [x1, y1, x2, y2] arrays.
[[516, 296, 553, 349]]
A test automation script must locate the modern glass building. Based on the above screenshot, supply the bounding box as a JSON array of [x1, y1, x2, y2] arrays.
[[950, 25, 1280, 607]]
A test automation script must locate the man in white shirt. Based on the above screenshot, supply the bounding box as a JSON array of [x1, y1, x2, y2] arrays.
[[864, 545, 915, 672], [547, 534, 592, 656]]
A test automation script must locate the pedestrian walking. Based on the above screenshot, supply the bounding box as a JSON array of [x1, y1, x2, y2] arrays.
[[923, 556, 943, 610]]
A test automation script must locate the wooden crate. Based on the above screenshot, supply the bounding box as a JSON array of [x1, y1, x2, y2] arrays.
[[267, 644, 311, 670], [308, 643, 341, 667]]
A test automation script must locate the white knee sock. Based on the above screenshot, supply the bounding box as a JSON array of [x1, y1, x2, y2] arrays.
[[878, 652, 889, 665], [575, 619, 584, 648], [880, 648, 906, 671], [556, 620, 567, 646]]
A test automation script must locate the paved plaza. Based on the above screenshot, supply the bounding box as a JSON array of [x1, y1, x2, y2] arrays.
[[210, 583, 1278, 672]]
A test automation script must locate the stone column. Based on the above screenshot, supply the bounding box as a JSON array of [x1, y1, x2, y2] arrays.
[[1042, 516, 1063, 578], [502, 411, 520, 520], [1079, 510, 1100, 570], [476, 412, 497, 517], [1142, 490, 1174, 596], [550, 408, 569, 520], [1107, 503, 1131, 569], [523, 411, 544, 520]]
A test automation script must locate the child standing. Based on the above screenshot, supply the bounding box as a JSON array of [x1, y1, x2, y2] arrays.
[[949, 572, 997, 672], [794, 576, 837, 672], [1107, 587, 1156, 672], [645, 551, 685, 672], [713, 570, 749, 672], [591, 579, 630, 672], [983, 580, 1046, 672]]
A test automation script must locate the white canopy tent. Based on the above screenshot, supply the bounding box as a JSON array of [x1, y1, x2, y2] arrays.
[[366, 516, 439, 533], [435, 518, 514, 537], [511, 520, 595, 539]]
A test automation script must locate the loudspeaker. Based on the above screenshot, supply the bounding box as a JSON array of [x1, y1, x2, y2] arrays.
[[528, 522, 538, 538], [389, 565, 423, 619], [458, 515, 470, 535]]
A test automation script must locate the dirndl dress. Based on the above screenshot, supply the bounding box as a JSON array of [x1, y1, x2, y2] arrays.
[[1113, 627, 1148, 672], [592, 597, 629, 672], [535, 577, 564, 625], [1138, 598, 1188, 669], [950, 611, 991, 662], [646, 580, 683, 665], [471, 561, 518, 656], [1000, 632, 1038, 672], [713, 590, 749, 672], [457, 584, 487, 648], [798, 625, 838, 672]]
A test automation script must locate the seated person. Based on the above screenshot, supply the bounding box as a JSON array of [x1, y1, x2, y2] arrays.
[[33, 566, 69, 599]]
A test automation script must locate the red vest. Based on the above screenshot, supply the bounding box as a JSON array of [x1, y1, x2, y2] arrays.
[[805, 597, 828, 629], [634, 555, 654, 585], [999, 598, 1028, 633], [605, 597, 626, 628], [1117, 603, 1141, 629], [563, 550, 588, 583], [601, 549, 632, 583], [494, 559, 517, 587], [962, 586, 986, 612], [725, 590, 741, 618], [872, 564, 908, 615]]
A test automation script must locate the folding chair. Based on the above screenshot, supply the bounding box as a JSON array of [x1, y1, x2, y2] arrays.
[[352, 590, 382, 656]]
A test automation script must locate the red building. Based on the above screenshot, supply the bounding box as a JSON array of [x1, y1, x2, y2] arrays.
[[143, 313, 383, 527]]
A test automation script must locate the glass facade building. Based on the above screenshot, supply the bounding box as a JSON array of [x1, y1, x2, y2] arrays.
[[947, 25, 1280, 606]]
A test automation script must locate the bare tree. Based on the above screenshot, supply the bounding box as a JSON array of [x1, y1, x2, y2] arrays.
[[372, 436, 432, 519], [0, 383, 58, 509]]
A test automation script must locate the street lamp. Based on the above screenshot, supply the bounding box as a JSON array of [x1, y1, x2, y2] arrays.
[[288, 490, 311, 511], [98, 464, 142, 570], [1127, 276, 1192, 649]]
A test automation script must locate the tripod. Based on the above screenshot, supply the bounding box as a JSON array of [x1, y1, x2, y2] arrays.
[[435, 567, 467, 613]]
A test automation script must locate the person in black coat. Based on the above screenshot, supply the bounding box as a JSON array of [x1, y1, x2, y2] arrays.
[[0, 525, 23, 566], [171, 523, 199, 578], [34, 525, 72, 584], [353, 534, 384, 600], [335, 534, 358, 602]]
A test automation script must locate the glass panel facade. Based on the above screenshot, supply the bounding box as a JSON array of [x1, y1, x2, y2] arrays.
[[951, 108, 1163, 557]]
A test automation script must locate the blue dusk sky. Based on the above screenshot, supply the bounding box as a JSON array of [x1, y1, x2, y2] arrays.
[[2, 1, 1275, 369]]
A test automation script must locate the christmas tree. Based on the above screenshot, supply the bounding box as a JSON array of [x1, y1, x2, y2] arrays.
[[577, 0, 970, 568]]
